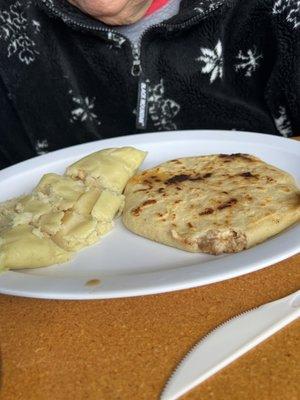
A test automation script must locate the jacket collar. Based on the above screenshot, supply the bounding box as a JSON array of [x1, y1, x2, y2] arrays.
[[36, 0, 226, 37]]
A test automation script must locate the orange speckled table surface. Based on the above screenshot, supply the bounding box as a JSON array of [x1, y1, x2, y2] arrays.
[[0, 138, 299, 400], [0, 256, 299, 400]]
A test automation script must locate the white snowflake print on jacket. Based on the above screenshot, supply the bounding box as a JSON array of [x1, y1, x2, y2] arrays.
[[35, 139, 49, 155], [148, 79, 180, 131], [32, 20, 41, 34], [69, 90, 101, 125], [196, 40, 223, 83], [235, 48, 263, 77], [194, 0, 222, 14], [0, 1, 40, 65], [273, 0, 300, 29], [274, 106, 292, 137]]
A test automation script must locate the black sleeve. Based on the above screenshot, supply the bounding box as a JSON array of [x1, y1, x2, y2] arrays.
[[265, 10, 300, 137], [0, 77, 35, 170]]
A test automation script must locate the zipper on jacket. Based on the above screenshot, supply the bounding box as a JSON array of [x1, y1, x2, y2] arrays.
[[41, 0, 114, 34], [131, 43, 142, 77], [131, 43, 149, 129], [129, 0, 225, 75], [131, 1, 225, 129], [41, 0, 225, 130]]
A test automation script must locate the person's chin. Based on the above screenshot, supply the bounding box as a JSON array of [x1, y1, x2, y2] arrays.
[[98, 14, 143, 26], [69, 0, 152, 26], [97, 10, 147, 26], [96, 0, 152, 26]]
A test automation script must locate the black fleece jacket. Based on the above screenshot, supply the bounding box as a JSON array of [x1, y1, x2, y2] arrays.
[[0, 0, 299, 169]]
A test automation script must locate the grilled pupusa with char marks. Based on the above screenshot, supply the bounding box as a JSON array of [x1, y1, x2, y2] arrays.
[[123, 154, 300, 255]]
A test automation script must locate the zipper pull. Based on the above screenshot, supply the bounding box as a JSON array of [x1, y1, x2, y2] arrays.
[[136, 76, 149, 130], [131, 43, 142, 76], [132, 60, 142, 77]]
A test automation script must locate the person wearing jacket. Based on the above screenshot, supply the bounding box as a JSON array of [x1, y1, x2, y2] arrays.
[[0, 0, 299, 169]]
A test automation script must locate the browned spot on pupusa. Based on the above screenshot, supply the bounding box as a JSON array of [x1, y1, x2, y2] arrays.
[[197, 229, 247, 255], [240, 172, 258, 178], [199, 208, 214, 216], [219, 153, 254, 161], [133, 188, 148, 193], [85, 279, 101, 287], [165, 173, 212, 185], [165, 174, 191, 184], [132, 199, 157, 216], [170, 159, 183, 165], [217, 198, 238, 210], [183, 237, 192, 246]]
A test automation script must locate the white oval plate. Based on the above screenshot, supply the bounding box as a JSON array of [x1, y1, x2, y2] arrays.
[[0, 130, 299, 300]]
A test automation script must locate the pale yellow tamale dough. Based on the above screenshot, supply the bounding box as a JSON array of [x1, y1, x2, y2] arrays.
[[37, 211, 65, 236], [96, 221, 113, 237], [91, 190, 124, 222], [35, 173, 85, 210], [15, 195, 53, 223], [73, 188, 101, 216], [0, 147, 147, 270], [52, 211, 99, 251], [0, 225, 72, 270], [0, 197, 24, 231], [66, 147, 147, 193]]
